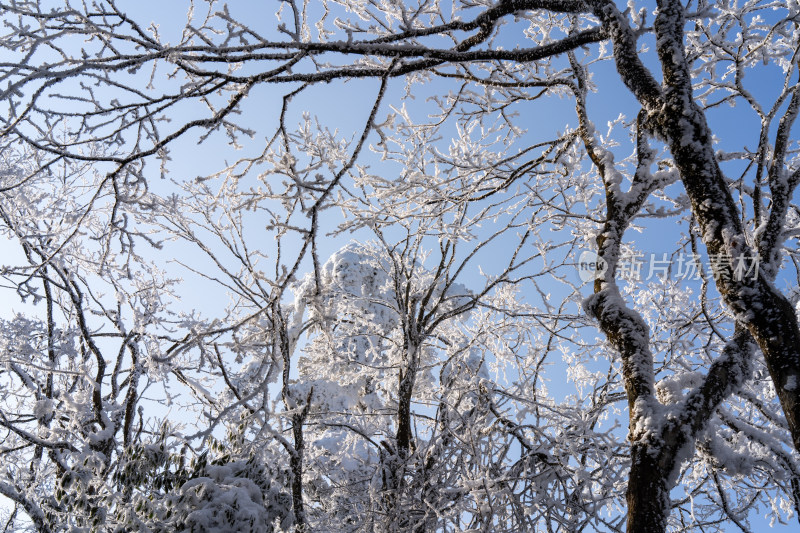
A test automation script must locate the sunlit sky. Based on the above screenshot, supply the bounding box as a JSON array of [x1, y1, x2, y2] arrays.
[[1, 1, 798, 530]]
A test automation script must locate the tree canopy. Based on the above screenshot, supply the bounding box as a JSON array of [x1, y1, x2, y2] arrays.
[[1, 0, 800, 531]]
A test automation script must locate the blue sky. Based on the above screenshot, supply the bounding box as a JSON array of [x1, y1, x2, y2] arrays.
[[1, 1, 799, 530]]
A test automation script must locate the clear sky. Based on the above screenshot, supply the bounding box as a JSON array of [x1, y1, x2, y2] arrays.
[[1, 1, 798, 530]]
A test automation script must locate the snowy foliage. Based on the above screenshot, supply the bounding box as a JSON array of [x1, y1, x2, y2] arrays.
[[1, 0, 800, 532]]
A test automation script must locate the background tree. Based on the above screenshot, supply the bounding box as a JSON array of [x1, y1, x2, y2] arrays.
[[2, 0, 800, 532], [0, 143, 180, 531]]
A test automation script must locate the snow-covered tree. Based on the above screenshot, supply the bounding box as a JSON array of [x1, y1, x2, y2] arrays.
[[0, 144, 184, 531], [2, 1, 800, 531]]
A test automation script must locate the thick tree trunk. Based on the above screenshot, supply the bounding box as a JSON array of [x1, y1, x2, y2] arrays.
[[627, 443, 670, 533], [652, 66, 800, 452], [396, 365, 417, 459], [396, 341, 419, 460], [597, 0, 800, 456], [379, 342, 419, 533], [291, 416, 308, 532], [666, 114, 800, 451]]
